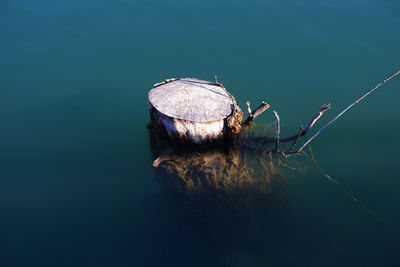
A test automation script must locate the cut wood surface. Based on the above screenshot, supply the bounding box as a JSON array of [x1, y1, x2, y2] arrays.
[[149, 78, 234, 122], [148, 78, 243, 143]]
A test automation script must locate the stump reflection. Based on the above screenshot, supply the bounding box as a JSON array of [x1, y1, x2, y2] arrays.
[[149, 125, 297, 202], [148, 126, 308, 264]]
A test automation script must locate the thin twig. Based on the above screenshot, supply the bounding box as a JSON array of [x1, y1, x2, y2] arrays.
[[298, 70, 400, 152], [273, 111, 280, 150], [153, 78, 180, 88], [241, 101, 271, 126], [246, 101, 253, 119], [214, 75, 224, 87]]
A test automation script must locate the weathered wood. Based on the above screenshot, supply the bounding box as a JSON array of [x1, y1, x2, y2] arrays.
[[298, 70, 400, 152], [148, 78, 243, 143], [241, 101, 271, 127], [250, 104, 331, 144], [273, 111, 280, 150], [149, 78, 234, 122]]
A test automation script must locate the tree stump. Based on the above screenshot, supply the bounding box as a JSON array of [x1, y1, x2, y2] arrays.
[[148, 78, 243, 144]]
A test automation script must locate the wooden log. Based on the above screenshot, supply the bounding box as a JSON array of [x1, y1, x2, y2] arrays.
[[148, 78, 243, 144]]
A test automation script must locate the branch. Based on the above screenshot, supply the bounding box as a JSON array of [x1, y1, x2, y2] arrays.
[[152, 155, 175, 168], [246, 101, 253, 120], [273, 111, 280, 150], [298, 70, 400, 152], [241, 101, 271, 127], [304, 104, 331, 131], [250, 104, 331, 143], [153, 78, 180, 87], [290, 126, 304, 151]]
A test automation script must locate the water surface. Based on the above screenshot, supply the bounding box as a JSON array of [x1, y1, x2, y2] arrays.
[[1, 0, 400, 266]]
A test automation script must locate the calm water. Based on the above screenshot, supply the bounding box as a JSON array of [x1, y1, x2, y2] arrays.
[[1, 0, 400, 266]]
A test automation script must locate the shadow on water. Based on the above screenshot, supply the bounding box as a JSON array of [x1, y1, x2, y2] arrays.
[[147, 123, 313, 266]]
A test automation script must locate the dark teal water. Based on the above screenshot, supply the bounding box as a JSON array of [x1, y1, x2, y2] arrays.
[[1, 0, 400, 266]]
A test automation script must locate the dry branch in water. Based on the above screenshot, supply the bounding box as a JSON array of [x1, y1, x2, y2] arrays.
[[249, 70, 400, 157], [250, 104, 331, 144], [297, 70, 400, 152], [241, 101, 270, 126], [290, 126, 304, 151], [273, 111, 280, 150]]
